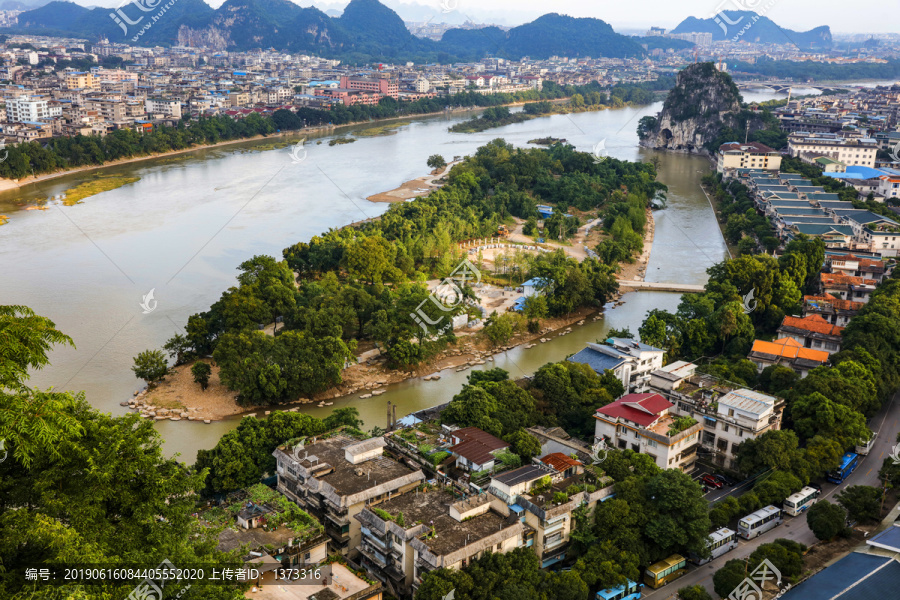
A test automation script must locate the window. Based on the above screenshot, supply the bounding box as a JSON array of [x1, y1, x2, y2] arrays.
[[618, 439, 627, 449], [648, 439, 658, 448]]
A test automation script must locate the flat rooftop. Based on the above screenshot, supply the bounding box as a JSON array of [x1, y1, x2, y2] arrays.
[[373, 489, 459, 526], [420, 507, 515, 557], [250, 563, 377, 600], [287, 436, 419, 498]]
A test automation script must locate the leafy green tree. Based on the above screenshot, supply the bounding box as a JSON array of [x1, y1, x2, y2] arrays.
[[735, 429, 806, 476], [748, 539, 806, 580], [191, 361, 212, 391], [677, 584, 713, 600], [427, 154, 447, 170], [713, 559, 748, 599], [807, 500, 847, 540], [789, 391, 869, 446], [523, 295, 549, 320], [131, 349, 169, 386], [483, 312, 522, 346], [837, 485, 882, 524], [323, 407, 363, 430], [506, 430, 542, 462], [573, 540, 640, 590]]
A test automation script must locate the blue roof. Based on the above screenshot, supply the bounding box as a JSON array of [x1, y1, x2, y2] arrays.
[[522, 277, 550, 288], [568, 347, 626, 374], [869, 525, 900, 552], [781, 553, 900, 600], [825, 165, 889, 180]]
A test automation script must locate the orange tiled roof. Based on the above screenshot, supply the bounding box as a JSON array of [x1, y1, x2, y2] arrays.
[[780, 314, 844, 336], [804, 294, 865, 311], [750, 337, 829, 363], [540, 452, 583, 472], [820, 272, 876, 287]]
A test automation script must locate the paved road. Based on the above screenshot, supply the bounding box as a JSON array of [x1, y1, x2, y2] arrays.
[[642, 389, 900, 599]]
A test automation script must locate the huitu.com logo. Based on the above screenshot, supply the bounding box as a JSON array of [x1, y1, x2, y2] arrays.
[[140, 289, 158, 314]]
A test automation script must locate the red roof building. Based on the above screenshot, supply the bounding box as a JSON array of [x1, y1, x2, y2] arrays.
[[449, 427, 509, 472]]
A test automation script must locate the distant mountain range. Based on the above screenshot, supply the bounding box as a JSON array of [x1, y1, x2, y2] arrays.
[[671, 11, 832, 49], [7, 0, 646, 62]]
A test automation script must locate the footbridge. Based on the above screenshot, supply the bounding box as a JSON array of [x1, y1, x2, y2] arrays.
[[616, 280, 705, 294]]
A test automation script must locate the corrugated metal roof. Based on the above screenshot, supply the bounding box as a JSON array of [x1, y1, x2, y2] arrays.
[[718, 389, 777, 415]]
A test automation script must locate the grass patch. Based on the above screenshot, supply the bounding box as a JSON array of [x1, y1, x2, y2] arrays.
[[61, 176, 141, 205], [356, 123, 406, 137], [329, 137, 357, 146]]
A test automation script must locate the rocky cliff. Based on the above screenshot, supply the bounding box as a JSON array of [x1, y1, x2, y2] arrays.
[[639, 63, 749, 154]]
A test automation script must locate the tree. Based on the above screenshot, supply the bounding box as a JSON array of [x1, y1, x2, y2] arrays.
[[678, 584, 713, 600], [749, 539, 806, 580], [131, 349, 169, 386], [713, 559, 748, 599], [323, 407, 363, 430], [523, 295, 549, 320], [483, 312, 521, 346], [427, 154, 447, 170], [837, 485, 882, 524], [506, 430, 541, 462], [807, 500, 847, 540], [191, 361, 212, 391]]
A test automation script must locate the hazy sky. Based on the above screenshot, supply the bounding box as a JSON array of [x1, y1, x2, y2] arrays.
[[78, 0, 900, 33]]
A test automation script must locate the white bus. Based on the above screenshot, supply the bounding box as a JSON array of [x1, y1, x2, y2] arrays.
[[738, 505, 783, 539], [856, 431, 877, 456], [690, 528, 738, 565], [783, 486, 821, 516]]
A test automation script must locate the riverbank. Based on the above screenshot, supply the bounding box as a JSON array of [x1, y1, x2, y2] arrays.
[[0, 103, 531, 196]]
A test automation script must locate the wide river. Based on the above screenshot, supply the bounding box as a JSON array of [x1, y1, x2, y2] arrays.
[[0, 85, 833, 462]]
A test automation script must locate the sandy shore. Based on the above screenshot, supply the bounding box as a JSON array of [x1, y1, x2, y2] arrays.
[[617, 207, 656, 285], [132, 307, 599, 421], [366, 161, 459, 203]]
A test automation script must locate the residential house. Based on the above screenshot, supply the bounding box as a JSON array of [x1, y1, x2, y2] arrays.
[[803, 294, 864, 327], [648, 362, 784, 470], [593, 393, 702, 472], [717, 141, 782, 178], [448, 427, 509, 473], [776, 314, 844, 355], [568, 339, 665, 392], [820, 272, 877, 304], [747, 337, 829, 377]]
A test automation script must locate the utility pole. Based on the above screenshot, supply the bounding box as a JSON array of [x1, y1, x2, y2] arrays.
[[744, 121, 750, 144]]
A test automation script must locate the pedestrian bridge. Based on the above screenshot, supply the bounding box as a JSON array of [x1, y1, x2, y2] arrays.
[[616, 280, 705, 293]]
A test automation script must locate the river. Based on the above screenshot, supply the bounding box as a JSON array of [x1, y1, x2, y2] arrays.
[[0, 84, 828, 462]]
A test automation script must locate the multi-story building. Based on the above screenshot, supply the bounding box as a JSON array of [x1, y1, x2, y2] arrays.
[[803, 293, 864, 327], [788, 132, 878, 168], [63, 71, 98, 91], [145, 98, 182, 118], [84, 98, 127, 123], [568, 338, 665, 392], [354, 488, 526, 597], [273, 435, 425, 557], [717, 141, 782, 177], [593, 392, 702, 472], [6, 95, 61, 122], [649, 362, 784, 470], [339, 75, 399, 99]]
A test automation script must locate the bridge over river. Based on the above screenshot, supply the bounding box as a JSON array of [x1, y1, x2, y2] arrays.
[[735, 80, 822, 94], [616, 280, 705, 293]]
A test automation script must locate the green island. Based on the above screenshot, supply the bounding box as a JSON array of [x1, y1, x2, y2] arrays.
[[145, 139, 665, 408]]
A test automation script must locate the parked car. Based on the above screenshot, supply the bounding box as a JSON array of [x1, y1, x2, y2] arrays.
[[701, 474, 723, 489], [712, 474, 736, 487]]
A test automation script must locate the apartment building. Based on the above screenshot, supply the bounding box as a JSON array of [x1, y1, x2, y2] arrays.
[[6, 95, 61, 122], [776, 314, 844, 355], [273, 435, 425, 557], [788, 132, 878, 168], [803, 293, 864, 327], [593, 392, 702, 472], [568, 338, 665, 392], [648, 362, 784, 470], [63, 71, 98, 91], [717, 141, 783, 177], [820, 271, 877, 303], [84, 98, 127, 123], [355, 489, 525, 597], [145, 98, 182, 118]]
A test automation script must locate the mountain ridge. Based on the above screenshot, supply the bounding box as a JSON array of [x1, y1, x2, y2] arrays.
[[671, 11, 832, 49]]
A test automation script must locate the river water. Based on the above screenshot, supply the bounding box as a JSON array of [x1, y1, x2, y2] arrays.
[[0, 85, 829, 461]]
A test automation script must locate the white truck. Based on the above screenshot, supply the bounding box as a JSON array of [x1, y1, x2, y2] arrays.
[[856, 431, 877, 456]]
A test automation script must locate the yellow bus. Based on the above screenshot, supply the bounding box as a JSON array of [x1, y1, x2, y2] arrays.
[[643, 554, 687, 589]]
